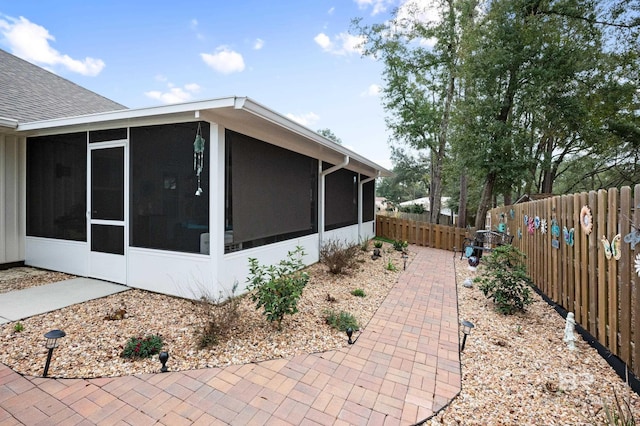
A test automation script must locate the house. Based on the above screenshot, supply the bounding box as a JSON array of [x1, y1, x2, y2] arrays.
[[0, 49, 391, 298]]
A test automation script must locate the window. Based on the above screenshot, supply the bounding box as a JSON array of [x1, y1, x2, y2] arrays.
[[27, 132, 87, 241], [324, 166, 358, 231], [129, 122, 210, 254], [362, 177, 375, 222], [225, 130, 317, 252]]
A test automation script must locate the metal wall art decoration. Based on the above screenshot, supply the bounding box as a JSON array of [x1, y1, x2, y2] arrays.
[[193, 123, 205, 196], [551, 218, 561, 238], [528, 217, 535, 235], [540, 218, 548, 234], [601, 234, 622, 260], [534, 216, 541, 230], [635, 254, 640, 276], [563, 226, 575, 247], [580, 205, 593, 235], [518, 228, 522, 239], [552, 239, 560, 249], [624, 230, 640, 250], [509, 208, 515, 219]]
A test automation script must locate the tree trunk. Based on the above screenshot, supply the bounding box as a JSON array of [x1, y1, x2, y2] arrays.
[[458, 171, 468, 228], [475, 171, 496, 229]]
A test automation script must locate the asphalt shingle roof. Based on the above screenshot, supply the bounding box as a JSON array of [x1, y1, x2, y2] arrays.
[[0, 48, 127, 123]]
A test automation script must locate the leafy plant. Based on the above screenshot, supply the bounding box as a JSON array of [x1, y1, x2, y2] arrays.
[[13, 322, 24, 333], [373, 240, 383, 249], [475, 245, 533, 315], [121, 334, 163, 359], [247, 246, 309, 330], [325, 310, 359, 332], [393, 240, 408, 251], [351, 288, 366, 297], [193, 282, 241, 349], [386, 259, 397, 271], [320, 239, 360, 275]]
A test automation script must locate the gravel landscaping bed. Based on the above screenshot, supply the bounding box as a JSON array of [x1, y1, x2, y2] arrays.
[[426, 257, 640, 425], [0, 243, 406, 379]]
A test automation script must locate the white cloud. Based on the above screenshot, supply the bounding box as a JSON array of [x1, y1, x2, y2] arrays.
[[201, 46, 245, 74], [253, 38, 265, 50], [0, 15, 105, 76], [361, 84, 381, 96], [314, 31, 365, 56], [354, 0, 393, 15], [145, 82, 201, 104], [328, 7, 335, 14], [190, 19, 198, 29], [286, 112, 320, 127]]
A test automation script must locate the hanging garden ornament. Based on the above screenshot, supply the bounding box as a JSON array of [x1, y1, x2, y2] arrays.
[[635, 253, 640, 276], [540, 218, 548, 234], [580, 205, 593, 235], [601, 234, 622, 261], [497, 212, 506, 233], [534, 216, 541, 230], [193, 123, 206, 196], [551, 218, 561, 237], [509, 208, 515, 220], [517, 228, 522, 239], [524, 215, 529, 227], [563, 226, 575, 247]]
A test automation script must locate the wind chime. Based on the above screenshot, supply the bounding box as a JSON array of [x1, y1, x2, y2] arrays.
[[193, 123, 205, 196]]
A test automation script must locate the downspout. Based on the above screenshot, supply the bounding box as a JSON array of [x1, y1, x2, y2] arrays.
[[358, 171, 380, 239], [318, 155, 349, 251]]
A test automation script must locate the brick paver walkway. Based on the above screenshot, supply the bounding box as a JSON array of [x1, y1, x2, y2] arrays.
[[0, 246, 460, 425]]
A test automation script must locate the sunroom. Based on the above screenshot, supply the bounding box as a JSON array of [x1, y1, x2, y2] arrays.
[[18, 97, 391, 298]]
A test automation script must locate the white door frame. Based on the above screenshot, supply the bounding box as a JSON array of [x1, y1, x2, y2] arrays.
[[87, 139, 128, 283]]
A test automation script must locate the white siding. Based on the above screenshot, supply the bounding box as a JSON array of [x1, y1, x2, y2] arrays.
[[0, 133, 25, 264]]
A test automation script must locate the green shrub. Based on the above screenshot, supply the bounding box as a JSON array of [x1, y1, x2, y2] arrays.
[[13, 322, 24, 333], [325, 310, 359, 332], [320, 239, 360, 274], [602, 387, 636, 426], [360, 237, 371, 252], [373, 240, 383, 249], [351, 288, 366, 297], [393, 240, 408, 251], [386, 259, 397, 271], [121, 334, 163, 359], [193, 282, 240, 349], [475, 245, 533, 315], [247, 246, 309, 330]]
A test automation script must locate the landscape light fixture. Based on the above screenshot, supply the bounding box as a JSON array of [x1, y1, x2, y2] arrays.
[[159, 351, 169, 373], [346, 327, 354, 345], [460, 320, 475, 353], [401, 252, 408, 270], [43, 329, 66, 377]]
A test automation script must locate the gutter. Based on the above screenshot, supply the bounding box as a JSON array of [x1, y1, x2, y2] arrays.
[[318, 155, 350, 251], [0, 116, 19, 129]]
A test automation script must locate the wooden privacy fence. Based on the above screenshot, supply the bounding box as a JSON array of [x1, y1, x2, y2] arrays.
[[375, 215, 467, 252], [489, 184, 640, 379]]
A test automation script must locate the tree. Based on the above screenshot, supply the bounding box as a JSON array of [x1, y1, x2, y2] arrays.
[[316, 128, 342, 145], [376, 147, 429, 204], [355, 0, 470, 223]]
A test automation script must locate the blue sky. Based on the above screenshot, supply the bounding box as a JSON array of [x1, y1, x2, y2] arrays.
[[0, 0, 422, 170]]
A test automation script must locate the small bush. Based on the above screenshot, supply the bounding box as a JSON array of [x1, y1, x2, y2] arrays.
[[351, 288, 366, 297], [602, 387, 636, 426], [373, 240, 383, 249], [320, 239, 360, 274], [121, 334, 163, 359], [13, 322, 24, 333], [393, 240, 408, 251], [247, 246, 309, 330], [386, 259, 397, 271], [325, 310, 359, 332], [360, 238, 371, 252], [475, 245, 533, 315], [194, 282, 240, 349]]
